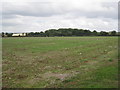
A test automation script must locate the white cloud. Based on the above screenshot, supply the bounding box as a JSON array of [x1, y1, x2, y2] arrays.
[[1, 0, 118, 32]]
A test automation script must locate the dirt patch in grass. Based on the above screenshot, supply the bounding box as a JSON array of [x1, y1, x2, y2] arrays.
[[43, 72, 69, 81], [42, 71, 79, 81]]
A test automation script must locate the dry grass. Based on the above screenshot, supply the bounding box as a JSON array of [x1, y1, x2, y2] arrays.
[[2, 37, 118, 88]]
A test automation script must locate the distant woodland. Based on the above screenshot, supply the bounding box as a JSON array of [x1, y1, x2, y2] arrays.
[[2, 28, 119, 37]]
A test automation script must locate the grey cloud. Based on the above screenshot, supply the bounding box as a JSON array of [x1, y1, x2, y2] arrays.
[[73, 10, 117, 19], [102, 2, 118, 8], [2, 2, 63, 17], [2, 1, 117, 20], [2, 22, 18, 26], [2, 15, 18, 19], [2, 0, 118, 32], [68, 1, 117, 19]]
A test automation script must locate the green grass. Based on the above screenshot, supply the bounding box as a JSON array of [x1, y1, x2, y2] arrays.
[[2, 37, 118, 88]]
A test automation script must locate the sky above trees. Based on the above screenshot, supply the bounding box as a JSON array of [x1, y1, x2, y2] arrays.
[[1, 0, 119, 32]]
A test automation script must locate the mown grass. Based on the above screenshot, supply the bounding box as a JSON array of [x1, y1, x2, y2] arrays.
[[2, 37, 118, 88]]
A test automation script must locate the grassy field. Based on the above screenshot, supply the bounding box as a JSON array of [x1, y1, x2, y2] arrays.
[[2, 37, 118, 88]]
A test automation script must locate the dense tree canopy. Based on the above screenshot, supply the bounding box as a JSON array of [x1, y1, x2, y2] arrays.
[[1, 28, 119, 37]]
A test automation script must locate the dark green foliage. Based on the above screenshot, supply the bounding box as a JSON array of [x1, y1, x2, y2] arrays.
[[108, 58, 113, 62], [26, 29, 117, 37], [92, 30, 98, 36], [7, 33, 13, 37], [99, 31, 109, 36], [2, 32, 4, 37], [110, 31, 117, 36], [2, 32, 13, 37], [1, 28, 118, 37]]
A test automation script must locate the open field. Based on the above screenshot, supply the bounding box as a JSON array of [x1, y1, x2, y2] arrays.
[[2, 37, 118, 88]]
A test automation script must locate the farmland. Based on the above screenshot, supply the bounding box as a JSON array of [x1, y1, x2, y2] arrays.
[[2, 37, 118, 88]]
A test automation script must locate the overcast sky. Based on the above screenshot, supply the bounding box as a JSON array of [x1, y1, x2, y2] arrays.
[[1, 0, 119, 32]]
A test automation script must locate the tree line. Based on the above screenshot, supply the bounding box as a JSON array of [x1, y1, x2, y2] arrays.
[[2, 28, 119, 37]]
